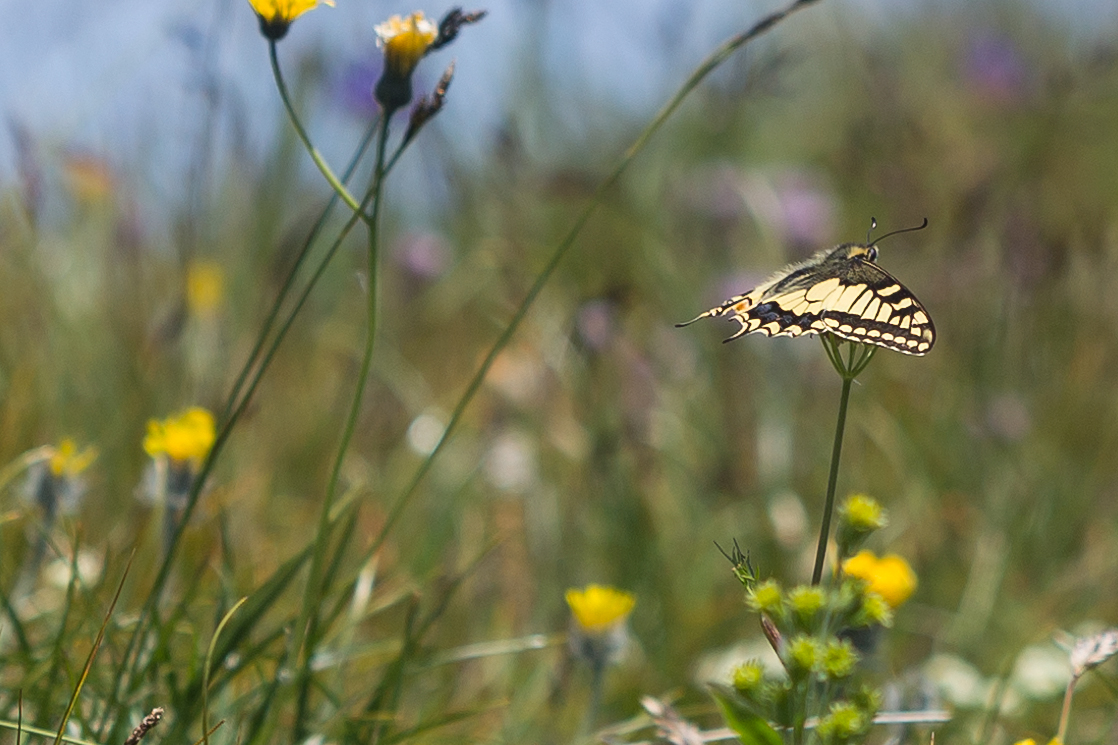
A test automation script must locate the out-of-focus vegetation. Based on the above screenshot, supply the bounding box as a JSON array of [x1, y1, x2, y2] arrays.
[[2, 1, 1118, 743]]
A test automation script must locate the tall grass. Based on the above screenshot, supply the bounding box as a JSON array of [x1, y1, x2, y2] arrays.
[[2, 1, 1118, 743]]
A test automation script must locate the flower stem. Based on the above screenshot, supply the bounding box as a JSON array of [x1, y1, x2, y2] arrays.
[[362, 0, 825, 563], [1057, 674, 1077, 744], [812, 336, 874, 585], [292, 112, 391, 741], [221, 115, 381, 421], [812, 374, 853, 586], [269, 40, 370, 224]]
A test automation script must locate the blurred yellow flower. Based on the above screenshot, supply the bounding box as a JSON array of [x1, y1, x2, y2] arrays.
[[842, 550, 917, 609], [187, 260, 225, 319], [1012, 739, 1061, 745], [63, 152, 115, 203], [247, 0, 333, 39], [143, 407, 216, 465], [375, 12, 437, 78], [565, 584, 636, 634], [49, 438, 98, 479]]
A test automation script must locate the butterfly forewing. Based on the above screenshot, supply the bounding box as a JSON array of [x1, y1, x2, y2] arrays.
[[681, 243, 935, 356]]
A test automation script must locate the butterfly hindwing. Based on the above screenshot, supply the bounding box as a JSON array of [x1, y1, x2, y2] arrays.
[[681, 243, 935, 356]]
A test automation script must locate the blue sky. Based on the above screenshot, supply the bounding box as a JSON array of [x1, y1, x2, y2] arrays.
[[1, 0, 1114, 226]]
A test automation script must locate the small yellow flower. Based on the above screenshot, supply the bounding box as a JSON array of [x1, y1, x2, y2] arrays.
[[49, 438, 98, 478], [842, 550, 917, 609], [374, 12, 438, 110], [565, 584, 636, 634], [375, 12, 437, 78], [187, 260, 225, 319], [247, 0, 334, 40], [63, 153, 115, 203], [143, 407, 216, 465]]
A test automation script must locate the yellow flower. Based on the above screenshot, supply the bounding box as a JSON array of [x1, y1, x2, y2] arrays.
[[374, 12, 438, 110], [375, 12, 437, 77], [565, 584, 636, 634], [143, 407, 216, 465], [187, 260, 225, 319], [842, 550, 917, 609], [247, 0, 334, 40], [49, 438, 98, 478]]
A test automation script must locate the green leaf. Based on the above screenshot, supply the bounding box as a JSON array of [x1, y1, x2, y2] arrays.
[[710, 684, 783, 745]]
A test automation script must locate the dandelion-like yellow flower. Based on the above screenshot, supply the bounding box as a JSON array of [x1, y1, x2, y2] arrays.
[[374, 12, 438, 110], [842, 550, 917, 609], [376, 12, 437, 77], [565, 584, 636, 634], [247, 0, 334, 40], [143, 407, 216, 465], [187, 260, 225, 319], [49, 438, 98, 479]]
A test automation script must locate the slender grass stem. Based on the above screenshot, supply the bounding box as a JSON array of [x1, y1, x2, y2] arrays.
[[364, 0, 825, 562], [222, 114, 381, 421], [269, 40, 370, 224], [100, 73, 384, 745], [292, 113, 392, 741]]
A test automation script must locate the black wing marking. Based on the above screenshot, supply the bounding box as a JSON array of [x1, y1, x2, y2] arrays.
[[677, 250, 935, 356]]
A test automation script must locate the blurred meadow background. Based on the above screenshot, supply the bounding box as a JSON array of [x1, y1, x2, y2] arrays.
[[2, 0, 1118, 742]]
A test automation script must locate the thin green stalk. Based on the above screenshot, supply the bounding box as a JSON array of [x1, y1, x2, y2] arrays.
[[222, 114, 381, 420], [812, 337, 875, 586], [98, 105, 381, 745], [812, 375, 852, 586], [268, 40, 370, 224], [99, 40, 390, 745], [363, 0, 824, 561], [292, 112, 392, 742]]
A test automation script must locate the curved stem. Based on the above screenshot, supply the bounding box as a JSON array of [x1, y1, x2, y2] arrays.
[[364, 0, 825, 561], [222, 115, 381, 420], [269, 40, 370, 225], [99, 82, 383, 745]]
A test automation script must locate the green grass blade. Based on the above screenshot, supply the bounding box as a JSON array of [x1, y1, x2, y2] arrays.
[[52, 549, 134, 745]]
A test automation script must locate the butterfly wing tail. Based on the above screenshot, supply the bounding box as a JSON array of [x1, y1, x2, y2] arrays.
[[674, 307, 721, 328]]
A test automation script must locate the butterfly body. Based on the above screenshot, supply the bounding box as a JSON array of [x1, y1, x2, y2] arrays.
[[680, 242, 935, 355]]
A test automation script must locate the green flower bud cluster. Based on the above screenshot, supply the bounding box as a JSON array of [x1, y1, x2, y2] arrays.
[[714, 494, 908, 742]]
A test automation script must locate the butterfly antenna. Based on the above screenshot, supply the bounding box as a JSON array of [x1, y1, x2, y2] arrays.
[[872, 217, 929, 245], [866, 217, 878, 244]]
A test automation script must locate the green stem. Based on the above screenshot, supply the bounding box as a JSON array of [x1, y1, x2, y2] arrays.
[[222, 115, 381, 421], [812, 372, 853, 586], [269, 40, 370, 224], [99, 81, 384, 745], [292, 113, 391, 741], [364, 0, 824, 562]]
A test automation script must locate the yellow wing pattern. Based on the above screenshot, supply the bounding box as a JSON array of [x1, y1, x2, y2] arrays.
[[679, 242, 935, 356]]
